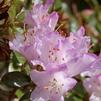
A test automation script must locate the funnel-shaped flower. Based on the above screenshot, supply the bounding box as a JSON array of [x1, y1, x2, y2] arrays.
[[9, 32, 39, 61], [24, 0, 58, 32], [30, 69, 77, 101], [10, 26, 95, 77], [31, 27, 95, 75]]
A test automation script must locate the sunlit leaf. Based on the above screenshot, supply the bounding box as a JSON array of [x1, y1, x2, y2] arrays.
[[16, 89, 24, 99], [8, 0, 22, 21], [12, 52, 20, 69], [54, 0, 62, 10]]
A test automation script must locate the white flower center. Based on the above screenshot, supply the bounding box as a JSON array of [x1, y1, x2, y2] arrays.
[[45, 78, 63, 94], [44, 73, 65, 95]]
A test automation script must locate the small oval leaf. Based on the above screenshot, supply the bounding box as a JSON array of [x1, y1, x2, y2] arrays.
[[19, 92, 31, 101], [1, 71, 30, 88]]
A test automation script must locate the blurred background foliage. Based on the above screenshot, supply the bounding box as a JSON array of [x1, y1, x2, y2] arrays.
[[0, 0, 101, 101]]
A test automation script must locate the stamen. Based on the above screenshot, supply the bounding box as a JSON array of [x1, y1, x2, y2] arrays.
[[56, 23, 64, 31]]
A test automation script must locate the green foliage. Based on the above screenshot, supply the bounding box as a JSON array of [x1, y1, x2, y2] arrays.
[[65, 82, 88, 101], [19, 92, 31, 101], [54, 0, 62, 10], [1, 71, 31, 88], [24, 0, 32, 9], [16, 11, 25, 22], [12, 52, 20, 69], [16, 89, 24, 99], [8, 0, 22, 21]]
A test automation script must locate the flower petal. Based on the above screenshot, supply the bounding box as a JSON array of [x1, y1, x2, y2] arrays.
[[67, 53, 96, 77], [30, 70, 51, 86], [31, 87, 49, 101]]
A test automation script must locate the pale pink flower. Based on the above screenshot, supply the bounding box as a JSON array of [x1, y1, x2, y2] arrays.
[[83, 53, 101, 101], [30, 69, 77, 101], [24, 0, 58, 32], [84, 75, 101, 101]]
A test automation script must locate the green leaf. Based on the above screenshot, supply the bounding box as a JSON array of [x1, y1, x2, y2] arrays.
[[16, 11, 25, 22], [24, 0, 32, 9], [73, 83, 86, 98], [54, 0, 62, 10], [12, 52, 20, 69], [13, 52, 26, 65], [1, 71, 31, 88], [16, 89, 24, 99], [8, 5, 16, 21], [0, 82, 13, 92], [8, 0, 22, 21], [19, 92, 31, 101], [65, 82, 87, 101], [13, 0, 21, 12]]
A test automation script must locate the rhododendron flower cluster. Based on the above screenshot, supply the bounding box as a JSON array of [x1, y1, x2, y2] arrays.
[[9, 0, 101, 101]]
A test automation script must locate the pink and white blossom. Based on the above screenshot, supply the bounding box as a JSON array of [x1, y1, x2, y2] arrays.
[[30, 69, 77, 101], [84, 75, 101, 101], [82, 53, 101, 101], [24, 0, 58, 32]]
